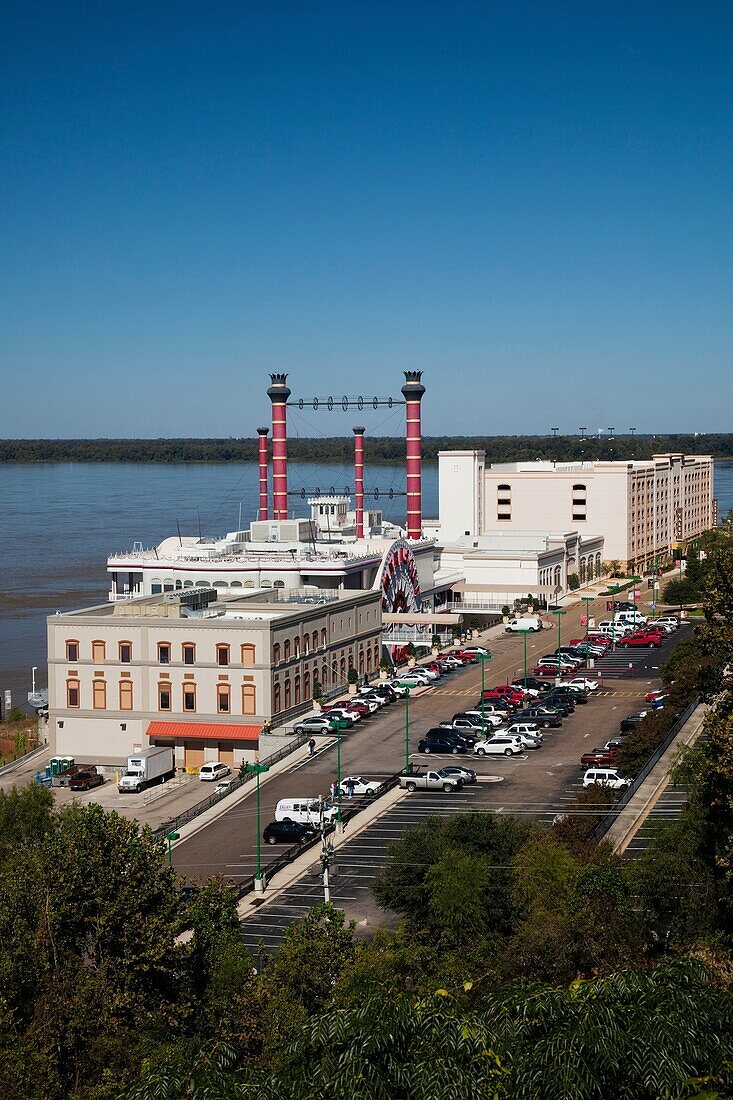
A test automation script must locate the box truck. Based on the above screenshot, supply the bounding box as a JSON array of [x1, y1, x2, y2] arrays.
[[118, 746, 175, 793]]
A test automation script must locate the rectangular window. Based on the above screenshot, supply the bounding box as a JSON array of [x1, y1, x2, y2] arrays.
[[92, 640, 106, 662], [183, 684, 196, 712], [217, 685, 230, 714], [93, 680, 107, 710], [241, 644, 255, 667], [158, 643, 171, 664], [182, 644, 196, 665], [119, 681, 133, 711], [216, 644, 230, 667], [66, 641, 79, 662], [158, 684, 171, 711], [497, 513, 511, 521], [66, 680, 80, 708], [119, 642, 132, 663]]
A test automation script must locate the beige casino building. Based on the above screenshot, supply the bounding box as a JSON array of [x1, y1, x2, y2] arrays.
[[47, 586, 382, 765]]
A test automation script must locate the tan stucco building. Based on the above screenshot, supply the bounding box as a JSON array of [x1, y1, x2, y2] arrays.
[[47, 586, 382, 766]]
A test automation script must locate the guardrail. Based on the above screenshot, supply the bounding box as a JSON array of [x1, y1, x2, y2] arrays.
[[0, 744, 45, 777], [589, 695, 701, 843], [154, 730, 312, 839]]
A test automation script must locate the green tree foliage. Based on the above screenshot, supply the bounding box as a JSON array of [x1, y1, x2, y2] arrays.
[[0, 782, 54, 863], [371, 813, 531, 942]]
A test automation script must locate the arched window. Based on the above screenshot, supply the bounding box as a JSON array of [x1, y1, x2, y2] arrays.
[[242, 683, 256, 715], [217, 684, 231, 714], [241, 644, 255, 667], [175, 579, 183, 590], [119, 680, 133, 711], [497, 483, 512, 520], [294, 674, 301, 705], [65, 640, 79, 663], [294, 637, 300, 658], [183, 579, 194, 588], [312, 630, 318, 652], [93, 679, 107, 710], [195, 580, 210, 588], [572, 484, 587, 521], [340, 656, 346, 680], [158, 682, 171, 711], [304, 671, 311, 699], [303, 635, 310, 655], [182, 683, 196, 712], [92, 639, 106, 662], [284, 679, 292, 710], [118, 641, 132, 663], [284, 640, 291, 662], [66, 678, 80, 708], [213, 580, 227, 589], [231, 580, 243, 588], [358, 649, 365, 674], [322, 662, 328, 686], [163, 578, 174, 592], [273, 643, 281, 664], [273, 682, 281, 713], [216, 644, 230, 667], [321, 628, 327, 648], [273, 579, 285, 589]]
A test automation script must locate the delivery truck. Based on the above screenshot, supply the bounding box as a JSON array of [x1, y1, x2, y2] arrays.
[[118, 746, 175, 793]]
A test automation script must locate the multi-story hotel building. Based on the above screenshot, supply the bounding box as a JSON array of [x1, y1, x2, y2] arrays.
[[47, 586, 382, 765], [433, 451, 714, 573]]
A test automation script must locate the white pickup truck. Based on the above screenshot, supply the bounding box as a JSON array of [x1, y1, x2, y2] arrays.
[[399, 768, 464, 793]]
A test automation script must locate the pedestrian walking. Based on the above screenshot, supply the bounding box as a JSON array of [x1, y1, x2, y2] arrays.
[[346, 778, 356, 799], [330, 780, 338, 800], [308, 738, 316, 757]]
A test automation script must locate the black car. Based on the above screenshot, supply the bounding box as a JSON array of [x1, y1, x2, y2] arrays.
[[620, 712, 648, 733], [517, 708, 562, 729], [511, 677, 552, 694], [262, 820, 314, 846], [547, 688, 584, 707], [418, 729, 470, 754]]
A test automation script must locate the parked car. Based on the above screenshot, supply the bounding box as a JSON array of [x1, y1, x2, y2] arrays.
[[454, 650, 480, 663], [459, 645, 490, 656], [263, 820, 314, 845], [344, 701, 372, 719], [582, 768, 632, 790], [68, 767, 104, 792], [322, 707, 359, 725], [359, 690, 389, 707], [215, 779, 235, 794], [655, 616, 680, 631], [471, 702, 512, 719], [546, 686, 585, 706], [620, 711, 648, 733], [368, 684, 398, 702], [645, 689, 666, 703], [338, 776, 382, 797], [480, 689, 521, 708], [505, 615, 543, 632], [604, 738, 625, 751], [437, 654, 464, 668], [387, 680, 410, 696], [417, 731, 469, 755], [438, 765, 477, 785], [199, 762, 231, 782], [561, 677, 600, 692], [399, 769, 464, 792], [504, 721, 542, 741], [448, 711, 504, 731], [294, 714, 349, 735], [473, 735, 524, 757], [516, 707, 562, 729]]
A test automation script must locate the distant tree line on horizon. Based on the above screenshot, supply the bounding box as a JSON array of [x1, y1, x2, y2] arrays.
[[1, 433, 733, 465]]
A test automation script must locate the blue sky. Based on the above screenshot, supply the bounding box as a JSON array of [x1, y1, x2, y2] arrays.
[[2, 1, 731, 437]]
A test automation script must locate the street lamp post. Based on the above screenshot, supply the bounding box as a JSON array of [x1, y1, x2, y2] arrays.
[[515, 630, 531, 691], [165, 831, 180, 870], [581, 595, 594, 644], [477, 652, 492, 736], [550, 609, 566, 683], [629, 576, 641, 615], [336, 726, 343, 830], [244, 762, 270, 891], [607, 583, 621, 651], [404, 686, 411, 771]]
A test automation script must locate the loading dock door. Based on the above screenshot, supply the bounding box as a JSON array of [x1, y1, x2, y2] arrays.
[[184, 741, 205, 770]]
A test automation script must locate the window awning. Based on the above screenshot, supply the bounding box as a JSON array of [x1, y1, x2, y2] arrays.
[[146, 721, 260, 742]]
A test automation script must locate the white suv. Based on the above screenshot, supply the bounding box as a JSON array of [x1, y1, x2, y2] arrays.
[[473, 735, 524, 757], [582, 768, 631, 790], [199, 761, 231, 782]]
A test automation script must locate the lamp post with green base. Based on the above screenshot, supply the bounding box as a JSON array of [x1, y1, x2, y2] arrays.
[[476, 652, 492, 737], [607, 583, 621, 651], [515, 630, 532, 690], [550, 609, 566, 683], [404, 686, 411, 771], [165, 831, 180, 870], [581, 595, 594, 644], [244, 762, 270, 894], [629, 576, 641, 615]]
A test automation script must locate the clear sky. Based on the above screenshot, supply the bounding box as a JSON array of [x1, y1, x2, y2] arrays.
[[2, 1, 731, 438]]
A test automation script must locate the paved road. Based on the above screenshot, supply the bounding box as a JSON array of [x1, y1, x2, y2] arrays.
[[173, 600, 687, 890]]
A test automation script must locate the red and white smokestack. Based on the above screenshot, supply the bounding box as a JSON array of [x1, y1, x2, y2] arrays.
[[267, 374, 291, 520], [353, 427, 365, 539], [256, 428, 269, 520], [401, 370, 426, 540]]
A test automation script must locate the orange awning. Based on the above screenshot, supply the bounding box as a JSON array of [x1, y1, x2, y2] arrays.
[[146, 721, 260, 743]]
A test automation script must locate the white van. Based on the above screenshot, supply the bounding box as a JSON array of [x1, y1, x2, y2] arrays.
[[597, 620, 633, 637], [505, 615, 543, 633], [275, 798, 338, 827]]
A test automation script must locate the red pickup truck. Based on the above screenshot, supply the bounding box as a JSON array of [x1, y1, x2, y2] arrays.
[[580, 747, 621, 767], [617, 631, 664, 649]]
